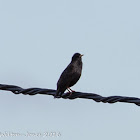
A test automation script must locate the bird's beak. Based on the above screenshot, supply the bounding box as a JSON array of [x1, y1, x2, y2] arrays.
[[80, 54, 84, 57]]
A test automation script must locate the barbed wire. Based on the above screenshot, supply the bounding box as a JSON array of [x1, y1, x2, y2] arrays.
[[0, 84, 140, 106]]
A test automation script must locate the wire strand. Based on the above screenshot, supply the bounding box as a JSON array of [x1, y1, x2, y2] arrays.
[[0, 84, 139, 106]]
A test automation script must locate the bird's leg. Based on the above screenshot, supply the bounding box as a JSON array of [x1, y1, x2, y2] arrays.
[[67, 88, 71, 93], [66, 87, 75, 96], [68, 88, 75, 93]]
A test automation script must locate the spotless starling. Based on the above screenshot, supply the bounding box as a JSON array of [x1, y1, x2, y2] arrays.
[[55, 53, 83, 98]]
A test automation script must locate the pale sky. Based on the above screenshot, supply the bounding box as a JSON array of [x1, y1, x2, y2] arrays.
[[0, 0, 140, 140]]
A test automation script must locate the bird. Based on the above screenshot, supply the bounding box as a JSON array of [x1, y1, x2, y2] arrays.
[[55, 53, 83, 98]]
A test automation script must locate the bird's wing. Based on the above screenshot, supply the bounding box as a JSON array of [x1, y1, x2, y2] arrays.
[[57, 63, 74, 89]]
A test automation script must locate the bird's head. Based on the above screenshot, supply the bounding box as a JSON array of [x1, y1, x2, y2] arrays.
[[72, 53, 84, 62]]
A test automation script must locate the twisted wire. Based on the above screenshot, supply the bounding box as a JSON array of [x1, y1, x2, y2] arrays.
[[0, 84, 140, 106]]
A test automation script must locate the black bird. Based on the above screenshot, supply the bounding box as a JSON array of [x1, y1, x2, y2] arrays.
[[55, 53, 83, 98]]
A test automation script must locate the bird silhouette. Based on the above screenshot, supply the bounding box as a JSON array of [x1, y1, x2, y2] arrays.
[[55, 53, 83, 97]]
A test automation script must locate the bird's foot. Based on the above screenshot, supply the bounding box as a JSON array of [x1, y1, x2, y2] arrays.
[[68, 92, 73, 96]]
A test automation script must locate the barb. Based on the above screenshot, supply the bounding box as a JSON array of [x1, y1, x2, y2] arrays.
[[0, 84, 140, 106]]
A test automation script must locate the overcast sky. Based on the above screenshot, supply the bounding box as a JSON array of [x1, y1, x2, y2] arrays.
[[0, 0, 140, 140]]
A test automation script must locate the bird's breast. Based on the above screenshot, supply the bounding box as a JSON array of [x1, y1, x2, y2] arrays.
[[73, 61, 82, 74]]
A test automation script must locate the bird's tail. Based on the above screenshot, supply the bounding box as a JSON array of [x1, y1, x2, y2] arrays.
[[54, 89, 61, 98]]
